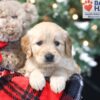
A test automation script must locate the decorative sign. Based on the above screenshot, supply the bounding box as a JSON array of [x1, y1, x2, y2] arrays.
[[82, 0, 100, 18]]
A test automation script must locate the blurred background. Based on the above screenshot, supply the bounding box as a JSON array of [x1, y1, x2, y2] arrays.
[[19, 0, 100, 99]]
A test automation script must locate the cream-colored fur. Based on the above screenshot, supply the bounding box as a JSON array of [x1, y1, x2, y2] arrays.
[[0, 0, 38, 42], [21, 22, 81, 93], [0, 0, 38, 70]]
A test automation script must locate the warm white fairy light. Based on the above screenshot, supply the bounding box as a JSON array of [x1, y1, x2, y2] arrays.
[[83, 40, 89, 46], [72, 14, 79, 20], [52, 3, 58, 9], [91, 24, 97, 31], [80, 0, 85, 3], [29, 0, 35, 3]]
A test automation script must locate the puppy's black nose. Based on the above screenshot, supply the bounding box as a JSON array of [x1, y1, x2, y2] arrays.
[[45, 53, 54, 62]]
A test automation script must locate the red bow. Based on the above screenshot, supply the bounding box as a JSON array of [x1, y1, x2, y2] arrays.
[[0, 41, 8, 48], [0, 41, 8, 62]]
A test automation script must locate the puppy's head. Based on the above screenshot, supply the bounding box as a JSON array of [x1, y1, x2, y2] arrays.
[[21, 22, 72, 67]]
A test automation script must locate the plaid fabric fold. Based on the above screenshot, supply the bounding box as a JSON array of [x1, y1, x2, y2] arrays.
[[0, 68, 83, 100], [0, 74, 35, 100]]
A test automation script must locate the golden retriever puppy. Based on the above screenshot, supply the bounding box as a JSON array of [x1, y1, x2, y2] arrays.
[[21, 22, 80, 93]]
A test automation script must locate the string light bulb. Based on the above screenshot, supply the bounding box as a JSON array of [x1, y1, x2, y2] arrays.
[[72, 14, 79, 20], [83, 40, 89, 46], [28, 0, 35, 3], [80, 0, 85, 3], [91, 24, 97, 31], [52, 3, 58, 9]]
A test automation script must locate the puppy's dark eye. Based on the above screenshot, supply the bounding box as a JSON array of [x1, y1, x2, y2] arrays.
[[36, 41, 43, 46], [11, 15, 18, 19], [54, 41, 60, 46]]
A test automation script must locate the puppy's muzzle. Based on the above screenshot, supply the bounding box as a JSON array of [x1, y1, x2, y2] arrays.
[[45, 53, 54, 62]]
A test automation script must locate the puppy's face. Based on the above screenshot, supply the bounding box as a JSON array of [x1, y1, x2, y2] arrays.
[[21, 22, 72, 67], [30, 31, 65, 66]]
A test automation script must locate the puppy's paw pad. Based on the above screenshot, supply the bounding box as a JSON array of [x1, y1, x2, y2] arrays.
[[29, 72, 46, 91], [50, 76, 66, 93]]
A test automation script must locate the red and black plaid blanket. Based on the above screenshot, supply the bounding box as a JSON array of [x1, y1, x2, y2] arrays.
[[0, 68, 83, 100]]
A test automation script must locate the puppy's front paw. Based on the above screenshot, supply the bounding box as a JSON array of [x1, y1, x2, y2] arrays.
[[29, 70, 46, 91], [50, 76, 66, 93]]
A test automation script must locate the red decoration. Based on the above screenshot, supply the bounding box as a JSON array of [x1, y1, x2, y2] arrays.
[[40, 82, 62, 100], [0, 41, 8, 63], [0, 52, 2, 62], [0, 41, 8, 48]]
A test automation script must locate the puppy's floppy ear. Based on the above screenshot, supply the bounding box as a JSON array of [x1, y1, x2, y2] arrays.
[[21, 34, 32, 58], [65, 35, 72, 58]]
